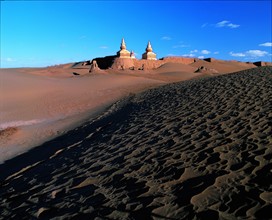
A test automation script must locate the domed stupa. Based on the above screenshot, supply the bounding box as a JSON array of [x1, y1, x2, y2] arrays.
[[142, 41, 157, 60], [117, 38, 131, 58]]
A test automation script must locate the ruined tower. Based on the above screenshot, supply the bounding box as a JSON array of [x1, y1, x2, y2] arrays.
[[142, 41, 157, 60], [116, 38, 131, 58]]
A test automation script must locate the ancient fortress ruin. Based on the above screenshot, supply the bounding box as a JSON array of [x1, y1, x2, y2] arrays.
[[117, 38, 157, 60], [88, 38, 197, 72]]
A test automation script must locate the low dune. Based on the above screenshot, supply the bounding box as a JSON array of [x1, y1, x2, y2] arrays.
[[0, 68, 165, 162], [0, 62, 206, 163], [190, 59, 257, 74], [0, 66, 271, 219]]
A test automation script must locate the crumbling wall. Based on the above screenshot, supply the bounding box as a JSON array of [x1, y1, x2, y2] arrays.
[[93, 55, 117, 69], [92, 56, 198, 70], [161, 57, 197, 65]]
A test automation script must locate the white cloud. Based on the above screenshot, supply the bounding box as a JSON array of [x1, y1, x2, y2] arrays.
[[201, 50, 211, 54], [230, 52, 246, 57], [99, 46, 108, 49], [179, 49, 212, 58], [216, 20, 240, 29], [161, 36, 172, 40], [214, 51, 219, 54], [227, 23, 240, 28], [216, 20, 229, 27], [182, 54, 195, 57], [2, 57, 17, 62], [259, 42, 272, 47], [230, 50, 268, 58], [7, 58, 15, 62], [246, 50, 268, 57], [201, 23, 208, 28]]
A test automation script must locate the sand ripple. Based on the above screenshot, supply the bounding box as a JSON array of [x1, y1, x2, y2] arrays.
[[0, 66, 271, 219]]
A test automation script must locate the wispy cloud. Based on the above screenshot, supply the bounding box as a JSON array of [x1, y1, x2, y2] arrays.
[[228, 23, 240, 28], [190, 49, 198, 53], [79, 35, 87, 39], [201, 23, 208, 28], [161, 36, 172, 40], [215, 20, 240, 28], [229, 52, 246, 57], [214, 51, 219, 54], [99, 46, 108, 49], [230, 50, 268, 58], [173, 44, 190, 48], [201, 50, 211, 55], [182, 54, 195, 57], [259, 42, 272, 47], [1, 57, 17, 62], [166, 54, 179, 57], [180, 49, 214, 58], [246, 50, 268, 57]]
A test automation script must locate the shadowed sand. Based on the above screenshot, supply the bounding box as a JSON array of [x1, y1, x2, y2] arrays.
[[0, 66, 271, 219]]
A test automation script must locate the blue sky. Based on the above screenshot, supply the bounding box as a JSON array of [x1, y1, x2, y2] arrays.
[[1, 1, 271, 68]]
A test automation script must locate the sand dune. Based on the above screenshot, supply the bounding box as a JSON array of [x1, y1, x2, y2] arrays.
[[190, 59, 257, 74], [0, 66, 271, 219], [0, 68, 165, 162], [0, 62, 210, 162], [151, 63, 202, 82]]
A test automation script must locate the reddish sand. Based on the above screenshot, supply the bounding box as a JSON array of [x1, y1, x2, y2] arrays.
[[0, 60, 258, 162], [0, 66, 271, 219], [189, 59, 256, 74], [0, 68, 165, 162]]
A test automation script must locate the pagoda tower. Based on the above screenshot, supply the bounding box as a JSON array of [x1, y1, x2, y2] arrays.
[[117, 38, 131, 58], [142, 41, 157, 60]]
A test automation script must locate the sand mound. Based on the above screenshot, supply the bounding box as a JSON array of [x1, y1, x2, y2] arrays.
[[0, 66, 271, 219], [155, 62, 196, 73], [194, 66, 219, 74], [190, 59, 256, 74], [147, 62, 201, 82]]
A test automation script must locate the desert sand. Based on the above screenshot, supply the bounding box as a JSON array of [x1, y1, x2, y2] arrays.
[[0, 65, 271, 219], [0, 67, 166, 162], [0, 60, 257, 163]]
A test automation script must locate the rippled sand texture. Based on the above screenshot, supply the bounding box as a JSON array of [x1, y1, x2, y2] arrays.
[[0, 66, 271, 219]]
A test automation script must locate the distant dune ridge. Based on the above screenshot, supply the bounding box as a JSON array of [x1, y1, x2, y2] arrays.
[[0, 66, 271, 219]]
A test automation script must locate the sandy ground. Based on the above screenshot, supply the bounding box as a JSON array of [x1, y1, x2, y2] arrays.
[[0, 66, 271, 219], [0, 68, 165, 162], [189, 59, 257, 74], [0, 63, 209, 163]]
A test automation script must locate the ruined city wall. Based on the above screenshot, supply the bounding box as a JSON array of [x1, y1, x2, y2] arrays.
[[91, 56, 197, 70], [110, 57, 197, 70]]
